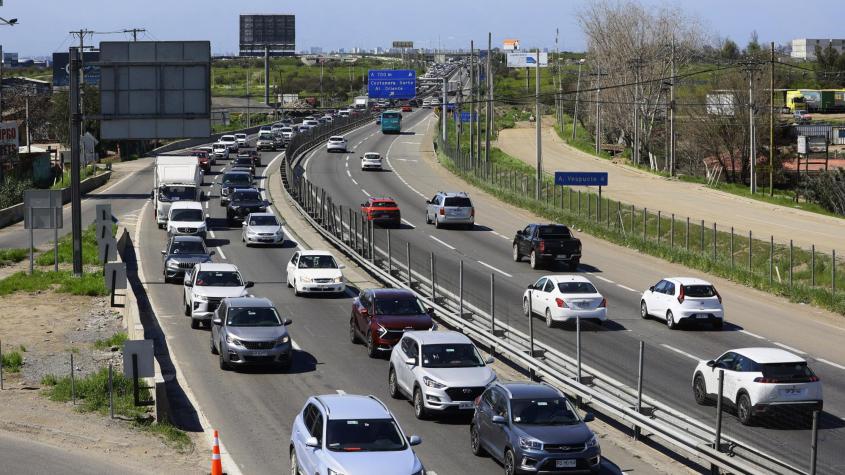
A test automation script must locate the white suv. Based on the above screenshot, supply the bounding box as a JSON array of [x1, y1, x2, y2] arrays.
[[166, 201, 207, 238], [326, 136, 348, 153], [388, 331, 496, 420], [692, 348, 822, 426], [234, 133, 247, 148], [212, 142, 229, 160], [640, 277, 724, 330], [183, 263, 253, 329], [219, 134, 238, 151]]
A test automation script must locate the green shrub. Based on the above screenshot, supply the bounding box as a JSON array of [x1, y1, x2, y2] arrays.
[[0, 271, 107, 297], [93, 332, 128, 351], [42, 367, 151, 418], [0, 248, 28, 266], [1, 351, 23, 372]]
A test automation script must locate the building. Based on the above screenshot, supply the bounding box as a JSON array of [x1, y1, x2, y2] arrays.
[[309, 46, 322, 55], [791, 38, 845, 60]]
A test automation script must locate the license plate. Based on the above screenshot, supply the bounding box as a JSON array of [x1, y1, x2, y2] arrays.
[[555, 459, 576, 468], [695, 313, 706, 318], [251, 351, 269, 357], [459, 402, 474, 410], [576, 302, 589, 309], [783, 388, 803, 395]]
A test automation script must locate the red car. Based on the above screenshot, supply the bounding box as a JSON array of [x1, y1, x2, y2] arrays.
[[349, 288, 435, 358], [361, 197, 401, 227], [401, 105, 412, 112], [191, 150, 211, 172]]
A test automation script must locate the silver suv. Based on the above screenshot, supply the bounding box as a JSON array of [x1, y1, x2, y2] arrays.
[[425, 191, 475, 229], [211, 297, 293, 371]]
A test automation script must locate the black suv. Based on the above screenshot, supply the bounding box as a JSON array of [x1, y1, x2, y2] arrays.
[[232, 156, 256, 175], [226, 188, 270, 225]]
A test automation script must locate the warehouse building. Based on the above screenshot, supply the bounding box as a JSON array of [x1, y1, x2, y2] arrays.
[[791, 38, 845, 60]]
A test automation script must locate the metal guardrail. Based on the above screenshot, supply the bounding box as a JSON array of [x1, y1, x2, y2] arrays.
[[277, 114, 805, 475]]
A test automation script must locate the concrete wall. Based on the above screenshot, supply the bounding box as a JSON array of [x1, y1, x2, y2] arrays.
[[0, 171, 112, 229]]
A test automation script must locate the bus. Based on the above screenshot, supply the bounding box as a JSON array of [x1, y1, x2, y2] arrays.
[[380, 110, 402, 134]]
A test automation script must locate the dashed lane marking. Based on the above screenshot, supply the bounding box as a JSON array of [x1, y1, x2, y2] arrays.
[[816, 358, 845, 371], [739, 329, 765, 340], [351, 178, 359, 185], [429, 235, 456, 250], [660, 344, 702, 361], [616, 284, 638, 292], [362, 189, 371, 197], [477, 261, 513, 278], [216, 246, 227, 260], [773, 342, 805, 354], [594, 275, 614, 284], [400, 218, 415, 228]]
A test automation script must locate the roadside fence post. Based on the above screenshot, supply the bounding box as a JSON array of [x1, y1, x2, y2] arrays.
[[387, 230, 392, 275], [369, 221, 375, 263], [353, 214, 359, 254], [730, 227, 735, 269], [459, 260, 464, 321], [429, 252, 436, 302], [833, 250, 837, 293], [671, 214, 675, 248], [635, 341, 644, 441], [527, 290, 535, 358], [109, 362, 114, 419], [70, 353, 76, 405], [748, 231, 753, 272], [685, 217, 690, 251], [0, 339, 4, 390], [769, 236, 774, 285], [587, 193, 591, 220], [700, 219, 705, 253], [643, 208, 647, 242], [338, 205, 345, 241], [630, 205, 635, 236], [406, 243, 412, 287], [789, 240, 794, 287], [657, 211, 661, 246], [810, 410, 820, 475], [490, 273, 496, 335], [811, 244, 816, 287], [712, 223, 717, 261], [578, 191, 582, 216]]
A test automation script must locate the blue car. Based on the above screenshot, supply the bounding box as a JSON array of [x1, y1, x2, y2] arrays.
[[470, 382, 601, 474]]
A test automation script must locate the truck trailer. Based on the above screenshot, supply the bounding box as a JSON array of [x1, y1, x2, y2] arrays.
[[154, 156, 203, 229]]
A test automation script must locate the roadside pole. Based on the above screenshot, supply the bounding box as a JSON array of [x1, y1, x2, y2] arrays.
[[69, 46, 84, 276], [264, 45, 270, 105], [469, 40, 475, 167], [669, 38, 676, 176], [441, 77, 447, 143], [572, 59, 583, 141], [485, 32, 492, 165], [535, 50, 542, 201]]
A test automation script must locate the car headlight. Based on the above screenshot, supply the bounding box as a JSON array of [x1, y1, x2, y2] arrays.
[[518, 436, 543, 451], [275, 229, 283, 235], [327, 469, 344, 475], [300, 276, 313, 283], [194, 294, 208, 302], [423, 376, 446, 389], [586, 434, 599, 448], [333, 277, 343, 283], [377, 323, 388, 338], [225, 335, 243, 346], [276, 335, 290, 345], [166, 260, 179, 268]]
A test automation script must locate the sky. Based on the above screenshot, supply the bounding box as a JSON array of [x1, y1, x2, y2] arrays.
[[1, 0, 845, 57]]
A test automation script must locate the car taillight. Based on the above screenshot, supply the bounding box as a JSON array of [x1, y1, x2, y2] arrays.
[[439, 208, 445, 215], [599, 298, 607, 308], [714, 288, 722, 303], [677, 285, 685, 304], [555, 298, 568, 308], [754, 377, 779, 383], [538, 240, 545, 252]]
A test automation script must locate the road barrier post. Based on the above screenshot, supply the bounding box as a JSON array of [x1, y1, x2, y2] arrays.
[[587, 193, 591, 220], [811, 244, 816, 287], [527, 291, 535, 358], [700, 219, 705, 253], [406, 243, 412, 287], [70, 353, 76, 405], [353, 213, 358, 254], [769, 236, 774, 285], [576, 316, 582, 383], [714, 369, 724, 453], [490, 273, 496, 335], [810, 410, 819, 475], [789, 240, 794, 287], [430, 252, 436, 302], [578, 191, 581, 216], [748, 231, 752, 272], [833, 250, 837, 293], [713, 223, 717, 261], [0, 339, 3, 390], [109, 362, 114, 419], [369, 221, 375, 263], [643, 208, 647, 242], [635, 341, 644, 441], [671, 214, 675, 248], [657, 211, 661, 245], [387, 229, 392, 275], [459, 260, 464, 321], [730, 227, 734, 269]]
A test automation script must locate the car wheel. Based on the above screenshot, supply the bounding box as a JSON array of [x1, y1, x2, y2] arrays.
[[737, 393, 753, 425], [523, 298, 531, 318], [218, 352, 229, 371], [504, 449, 516, 475], [184, 299, 190, 316], [413, 387, 428, 420], [289, 448, 300, 475], [545, 308, 554, 328], [512, 244, 521, 262], [713, 319, 724, 330], [470, 423, 486, 456], [666, 310, 677, 330], [693, 374, 710, 406], [366, 332, 378, 358], [293, 280, 301, 297], [210, 337, 218, 355], [530, 251, 539, 269], [388, 367, 401, 399], [349, 318, 359, 344], [434, 217, 441, 229], [568, 259, 580, 272], [425, 213, 431, 224], [190, 318, 199, 330], [640, 300, 649, 319]]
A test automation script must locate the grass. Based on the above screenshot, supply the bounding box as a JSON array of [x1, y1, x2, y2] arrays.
[[42, 367, 150, 418], [93, 332, 127, 351], [0, 270, 107, 297], [0, 248, 29, 267], [136, 419, 193, 453], [51, 164, 100, 190], [36, 223, 114, 267], [1, 350, 24, 373]]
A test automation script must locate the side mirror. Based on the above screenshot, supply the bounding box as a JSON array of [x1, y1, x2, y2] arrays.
[[485, 356, 495, 365], [405, 357, 417, 366], [283, 318, 293, 326], [425, 200, 431, 204], [245, 281, 255, 288], [408, 435, 422, 446], [209, 250, 216, 256], [160, 250, 166, 255], [491, 415, 506, 424], [706, 360, 716, 368], [242, 221, 247, 227], [648, 286, 655, 292], [338, 264, 346, 269], [305, 436, 320, 448], [583, 413, 595, 422], [212, 317, 222, 325], [426, 307, 434, 314]]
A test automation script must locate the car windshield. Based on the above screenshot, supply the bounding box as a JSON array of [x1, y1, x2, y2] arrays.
[[382, 112, 400, 119], [169, 241, 206, 255], [159, 186, 195, 202], [226, 307, 281, 327], [761, 362, 816, 382], [538, 225, 571, 238], [249, 215, 278, 226], [557, 282, 598, 294], [370, 201, 397, 208], [233, 191, 261, 201], [223, 174, 250, 186], [374, 297, 426, 316], [194, 271, 243, 287], [235, 158, 251, 165], [221, 136, 235, 141], [170, 209, 203, 222], [444, 197, 472, 207], [214, 145, 226, 150], [297, 255, 338, 269], [511, 398, 580, 426], [421, 343, 484, 368], [683, 285, 717, 297], [364, 154, 381, 160], [326, 419, 406, 452]]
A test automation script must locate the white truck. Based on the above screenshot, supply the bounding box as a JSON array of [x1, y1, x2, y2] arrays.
[[154, 156, 203, 229], [354, 95, 369, 109]]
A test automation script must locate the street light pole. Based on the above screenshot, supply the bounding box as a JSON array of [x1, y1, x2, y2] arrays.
[[572, 59, 584, 141], [69, 47, 84, 276], [535, 50, 542, 201]]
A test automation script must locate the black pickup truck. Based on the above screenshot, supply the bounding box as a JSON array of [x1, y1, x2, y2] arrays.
[[512, 224, 582, 271]]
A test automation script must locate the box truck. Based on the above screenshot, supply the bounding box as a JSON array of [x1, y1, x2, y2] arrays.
[[154, 156, 203, 229]]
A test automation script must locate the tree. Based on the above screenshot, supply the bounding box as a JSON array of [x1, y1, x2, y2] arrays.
[[721, 39, 740, 61]]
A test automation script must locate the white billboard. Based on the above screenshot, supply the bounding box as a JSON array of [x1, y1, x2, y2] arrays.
[[507, 52, 548, 68]]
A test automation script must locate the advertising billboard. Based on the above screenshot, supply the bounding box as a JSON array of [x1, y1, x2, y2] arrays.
[[392, 41, 414, 49], [239, 14, 296, 56], [52, 51, 100, 87], [503, 39, 520, 51], [507, 52, 548, 68], [0, 121, 18, 164]]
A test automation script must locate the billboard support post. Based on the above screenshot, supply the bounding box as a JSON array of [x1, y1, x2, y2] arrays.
[[264, 45, 270, 105]]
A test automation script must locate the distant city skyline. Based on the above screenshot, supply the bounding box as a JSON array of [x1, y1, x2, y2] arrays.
[[2, 0, 845, 57]]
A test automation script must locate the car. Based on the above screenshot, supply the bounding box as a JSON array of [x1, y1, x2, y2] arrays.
[[361, 197, 401, 228], [317, 117, 329, 125], [692, 348, 823, 426], [338, 109, 351, 118], [219, 171, 253, 206], [513, 224, 582, 271], [350, 289, 435, 358], [183, 262, 253, 329], [303, 119, 320, 128], [401, 105, 412, 112], [327, 136, 348, 153], [322, 115, 334, 123], [286, 250, 346, 296], [279, 126, 295, 144], [191, 149, 211, 173], [524, 275, 607, 327], [296, 125, 311, 134], [259, 125, 272, 133], [241, 212, 284, 246], [166, 201, 207, 239], [425, 191, 474, 229], [211, 297, 293, 371], [161, 235, 214, 283], [231, 156, 256, 175], [226, 188, 270, 225], [361, 152, 383, 171], [195, 146, 216, 166], [471, 382, 601, 474], [230, 165, 254, 181], [389, 331, 495, 419], [640, 277, 724, 330], [234, 133, 248, 148], [212, 142, 229, 160], [256, 132, 275, 151], [219, 134, 238, 152], [289, 394, 424, 475], [240, 149, 261, 167]]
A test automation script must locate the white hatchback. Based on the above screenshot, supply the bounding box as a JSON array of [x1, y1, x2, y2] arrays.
[[286, 250, 346, 296], [361, 152, 383, 170], [326, 136, 348, 153], [692, 348, 822, 426], [640, 277, 724, 330], [523, 275, 607, 327]]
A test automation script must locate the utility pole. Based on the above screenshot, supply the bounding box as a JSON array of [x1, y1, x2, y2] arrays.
[[769, 42, 775, 196], [669, 38, 676, 176], [264, 45, 270, 105], [535, 50, 542, 201], [477, 48, 482, 161], [246, 60, 251, 128], [593, 66, 605, 155], [555, 28, 561, 128], [69, 47, 83, 276], [122, 28, 146, 41], [25, 95, 31, 153], [470, 40, 475, 167], [441, 76, 447, 143], [69, 29, 93, 112], [485, 32, 492, 164], [630, 57, 643, 166], [572, 59, 584, 141], [0, 44, 4, 124], [747, 63, 757, 194], [319, 57, 324, 108]]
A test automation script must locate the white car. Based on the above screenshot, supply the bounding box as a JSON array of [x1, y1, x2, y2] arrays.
[[388, 331, 496, 419], [338, 109, 351, 118], [212, 142, 229, 160], [640, 277, 724, 330], [183, 263, 253, 329], [361, 152, 383, 170], [241, 212, 284, 246], [692, 348, 822, 426], [234, 133, 247, 148], [219, 135, 238, 152], [286, 250, 346, 296], [166, 201, 207, 238], [523, 275, 606, 327], [326, 136, 348, 153]]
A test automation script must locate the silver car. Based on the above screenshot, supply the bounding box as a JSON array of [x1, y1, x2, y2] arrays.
[[425, 191, 475, 229], [242, 212, 284, 246], [211, 297, 293, 371]]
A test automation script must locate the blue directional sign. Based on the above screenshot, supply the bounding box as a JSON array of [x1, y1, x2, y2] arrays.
[[554, 172, 608, 187], [368, 69, 417, 99], [453, 111, 478, 122]]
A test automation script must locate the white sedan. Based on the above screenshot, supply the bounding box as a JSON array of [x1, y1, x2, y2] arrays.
[[640, 277, 724, 330], [523, 275, 606, 327], [361, 152, 383, 171], [326, 136, 348, 153], [285, 250, 346, 296]]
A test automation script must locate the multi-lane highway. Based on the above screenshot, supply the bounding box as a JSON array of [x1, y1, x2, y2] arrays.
[[301, 107, 845, 473]]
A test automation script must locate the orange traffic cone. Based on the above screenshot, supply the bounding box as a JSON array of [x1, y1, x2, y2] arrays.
[[210, 429, 223, 475]]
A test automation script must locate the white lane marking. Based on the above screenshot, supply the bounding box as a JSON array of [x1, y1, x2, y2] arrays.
[[773, 342, 806, 354], [208, 230, 216, 238], [739, 329, 766, 340], [204, 201, 209, 209], [301, 148, 320, 179], [816, 358, 845, 371], [477, 260, 513, 278], [429, 235, 456, 250], [616, 284, 638, 292], [400, 218, 415, 228], [362, 189, 371, 197], [291, 339, 301, 351], [594, 275, 614, 284], [383, 128, 427, 198], [351, 178, 359, 185], [346, 170, 352, 177], [336, 389, 347, 395], [216, 246, 227, 260], [660, 344, 702, 361]]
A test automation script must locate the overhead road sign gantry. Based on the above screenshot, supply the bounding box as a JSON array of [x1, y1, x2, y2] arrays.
[[368, 69, 416, 99]]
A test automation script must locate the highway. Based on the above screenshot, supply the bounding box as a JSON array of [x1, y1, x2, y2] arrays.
[[300, 107, 845, 473]]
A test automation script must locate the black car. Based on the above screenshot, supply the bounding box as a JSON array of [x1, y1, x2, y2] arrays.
[[220, 171, 253, 206], [226, 188, 270, 225], [513, 224, 582, 271], [232, 156, 255, 175], [160, 235, 214, 283]]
